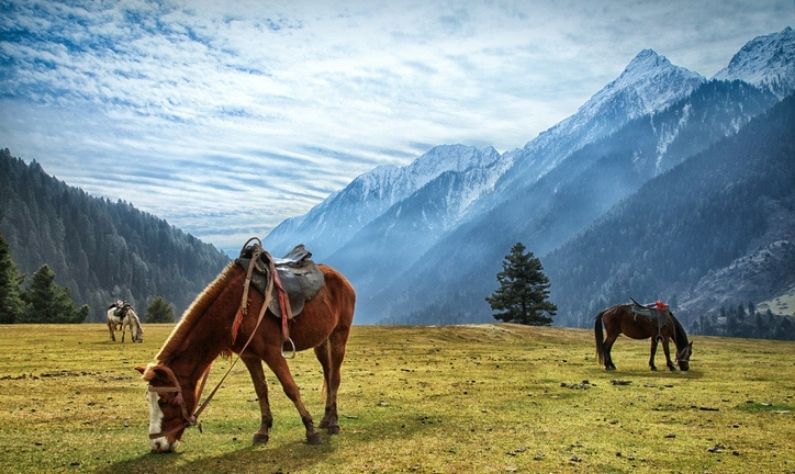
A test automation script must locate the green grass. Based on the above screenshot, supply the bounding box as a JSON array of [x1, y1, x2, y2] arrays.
[[1, 323, 794, 473]]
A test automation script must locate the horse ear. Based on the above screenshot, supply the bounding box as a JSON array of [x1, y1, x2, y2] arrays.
[[134, 365, 146, 374], [138, 363, 158, 381]]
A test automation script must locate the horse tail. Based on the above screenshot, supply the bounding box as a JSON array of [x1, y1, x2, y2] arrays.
[[594, 310, 606, 365]]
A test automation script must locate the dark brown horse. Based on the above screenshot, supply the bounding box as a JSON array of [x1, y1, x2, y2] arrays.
[[135, 255, 355, 453], [594, 303, 692, 372]]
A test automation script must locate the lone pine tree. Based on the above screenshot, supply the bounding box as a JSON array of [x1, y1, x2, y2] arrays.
[[486, 242, 557, 326]]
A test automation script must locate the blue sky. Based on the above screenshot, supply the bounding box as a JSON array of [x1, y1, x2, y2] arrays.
[[1, 0, 793, 251]]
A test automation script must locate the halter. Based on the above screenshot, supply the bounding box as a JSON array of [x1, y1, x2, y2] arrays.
[[147, 238, 275, 441]]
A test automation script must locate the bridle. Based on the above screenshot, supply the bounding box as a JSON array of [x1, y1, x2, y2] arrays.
[[147, 237, 281, 441]]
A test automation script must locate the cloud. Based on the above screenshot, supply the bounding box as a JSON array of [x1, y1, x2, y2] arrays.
[[1, 0, 792, 249]]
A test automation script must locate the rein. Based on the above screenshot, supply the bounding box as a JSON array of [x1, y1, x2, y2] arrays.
[[148, 238, 275, 440]]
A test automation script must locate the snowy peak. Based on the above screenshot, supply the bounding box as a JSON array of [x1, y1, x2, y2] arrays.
[[587, 49, 704, 118], [621, 49, 672, 77], [714, 27, 795, 98], [513, 48, 703, 182], [348, 144, 500, 200], [264, 143, 503, 257]]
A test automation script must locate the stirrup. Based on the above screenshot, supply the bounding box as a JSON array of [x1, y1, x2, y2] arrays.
[[281, 337, 296, 359]]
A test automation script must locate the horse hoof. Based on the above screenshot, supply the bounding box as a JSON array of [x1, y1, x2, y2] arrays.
[[650, 366, 657, 371], [306, 432, 323, 445], [606, 366, 616, 371], [252, 432, 269, 444], [327, 425, 340, 435]]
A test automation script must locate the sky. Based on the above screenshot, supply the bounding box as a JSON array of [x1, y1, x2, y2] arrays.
[[1, 0, 793, 252]]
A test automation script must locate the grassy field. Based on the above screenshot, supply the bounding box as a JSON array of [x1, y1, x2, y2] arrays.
[[0, 323, 793, 473]]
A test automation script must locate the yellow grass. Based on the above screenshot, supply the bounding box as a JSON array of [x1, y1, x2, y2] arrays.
[[0, 323, 793, 473]]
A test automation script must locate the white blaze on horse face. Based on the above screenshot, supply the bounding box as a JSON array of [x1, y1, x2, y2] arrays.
[[147, 391, 169, 451]]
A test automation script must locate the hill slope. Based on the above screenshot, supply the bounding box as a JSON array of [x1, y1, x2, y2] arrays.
[[546, 94, 795, 327], [0, 149, 229, 321]]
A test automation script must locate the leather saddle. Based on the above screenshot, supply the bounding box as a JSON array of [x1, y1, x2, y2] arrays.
[[629, 297, 670, 327], [235, 244, 325, 319]]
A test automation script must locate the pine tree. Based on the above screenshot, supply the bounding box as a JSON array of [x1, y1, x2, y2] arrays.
[[21, 264, 87, 323], [486, 242, 557, 326], [0, 234, 26, 323], [145, 296, 175, 323]]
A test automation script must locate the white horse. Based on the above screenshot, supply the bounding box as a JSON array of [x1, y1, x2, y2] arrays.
[[107, 300, 143, 343]]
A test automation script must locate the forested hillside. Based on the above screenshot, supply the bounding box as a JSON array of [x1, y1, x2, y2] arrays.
[[0, 149, 229, 321], [546, 94, 795, 329]]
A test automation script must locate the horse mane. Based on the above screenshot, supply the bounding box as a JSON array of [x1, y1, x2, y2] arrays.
[[156, 263, 236, 362], [669, 312, 689, 349], [129, 309, 142, 329]]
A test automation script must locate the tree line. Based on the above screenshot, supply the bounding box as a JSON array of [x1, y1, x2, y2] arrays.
[[1, 232, 176, 323], [0, 149, 229, 322], [0, 232, 87, 323], [691, 302, 794, 340]]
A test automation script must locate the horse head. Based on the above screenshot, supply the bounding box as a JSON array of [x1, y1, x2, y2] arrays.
[[134, 324, 144, 343], [136, 363, 196, 453], [676, 340, 693, 371]]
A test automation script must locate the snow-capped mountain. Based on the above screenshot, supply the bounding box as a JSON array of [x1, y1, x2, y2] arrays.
[[714, 27, 795, 98], [264, 29, 794, 327], [368, 80, 776, 325], [264, 144, 501, 258], [498, 49, 705, 191], [327, 151, 516, 293]]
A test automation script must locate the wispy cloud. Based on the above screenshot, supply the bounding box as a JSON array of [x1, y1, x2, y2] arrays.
[[0, 0, 792, 249]]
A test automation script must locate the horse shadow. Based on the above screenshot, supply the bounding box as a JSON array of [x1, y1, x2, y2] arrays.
[[98, 416, 428, 473], [586, 366, 705, 380]]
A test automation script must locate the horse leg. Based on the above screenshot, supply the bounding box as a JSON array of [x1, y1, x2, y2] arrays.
[[264, 354, 321, 445], [649, 338, 659, 371], [662, 338, 677, 371], [315, 327, 349, 434], [242, 355, 273, 444], [108, 322, 115, 342], [121, 323, 126, 343], [604, 333, 619, 370], [313, 341, 334, 431]]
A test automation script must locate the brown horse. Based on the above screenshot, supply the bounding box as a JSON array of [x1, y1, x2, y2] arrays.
[[594, 303, 692, 372], [135, 253, 355, 453]]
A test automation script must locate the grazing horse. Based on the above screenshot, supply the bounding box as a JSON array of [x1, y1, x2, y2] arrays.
[[107, 301, 144, 343], [594, 301, 692, 372], [136, 244, 355, 453]]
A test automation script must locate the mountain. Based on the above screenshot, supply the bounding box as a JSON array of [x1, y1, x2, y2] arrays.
[[714, 27, 795, 98], [0, 149, 229, 321], [494, 49, 705, 195], [545, 94, 795, 327], [326, 151, 514, 292], [264, 144, 501, 259], [372, 80, 777, 324], [266, 50, 702, 261], [264, 29, 794, 329]]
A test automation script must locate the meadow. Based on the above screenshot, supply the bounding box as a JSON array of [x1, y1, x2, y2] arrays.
[[0, 323, 793, 473]]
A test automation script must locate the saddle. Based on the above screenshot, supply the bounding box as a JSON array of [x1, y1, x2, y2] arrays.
[[114, 303, 133, 319], [629, 298, 671, 336], [235, 244, 325, 319]]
